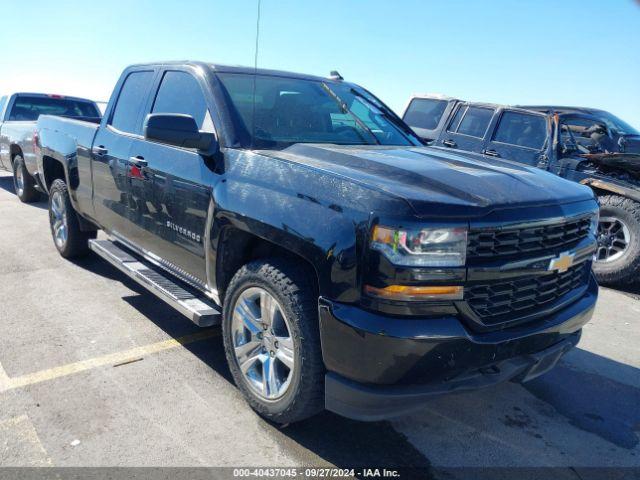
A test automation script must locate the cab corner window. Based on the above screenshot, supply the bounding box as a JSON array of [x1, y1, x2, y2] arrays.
[[493, 112, 547, 150], [109, 70, 154, 135], [151, 71, 210, 130]]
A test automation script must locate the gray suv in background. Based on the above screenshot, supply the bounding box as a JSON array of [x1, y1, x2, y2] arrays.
[[0, 93, 101, 202], [403, 95, 640, 285]]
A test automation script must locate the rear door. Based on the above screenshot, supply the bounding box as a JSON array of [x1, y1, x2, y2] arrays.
[[92, 69, 157, 236], [482, 109, 549, 166], [436, 104, 496, 154], [126, 68, 217, 284]]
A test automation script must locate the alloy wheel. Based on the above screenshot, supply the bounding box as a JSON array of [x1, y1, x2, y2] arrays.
[[596, 216, 630, 263], [50, 191, 68, 249], [231, 287, 295, 401], [15, 166, 24, 197]]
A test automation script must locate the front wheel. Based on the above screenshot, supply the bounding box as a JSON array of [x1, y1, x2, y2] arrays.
[[48, 179, 95, 258], [13, 155, 40, 203], [593, 195, 640, 285], [222, 259, 324, 424]]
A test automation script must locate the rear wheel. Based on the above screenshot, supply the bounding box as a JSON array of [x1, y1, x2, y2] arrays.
[[12, 155, 40, 203], [48, 179, 95, 258], [222, 259, 324, 424], [593, 195, 640, 285]]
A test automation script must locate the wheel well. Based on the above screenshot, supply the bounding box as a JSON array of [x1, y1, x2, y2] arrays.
[[42, 156, 66, 190], [9, 145, 22, 166], [216, 227, 319, 302]]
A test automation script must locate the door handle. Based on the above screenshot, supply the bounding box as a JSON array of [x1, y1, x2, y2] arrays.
[[92, 145, 108, 156], [483, 149, 500, 157], [129, 156, 148, 168], [443, 139, 457, 148]]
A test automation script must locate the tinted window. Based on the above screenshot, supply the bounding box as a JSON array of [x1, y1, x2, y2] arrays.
[[403, 98, 448, 130], [8, 96, 100, 121], [152, 71, 209, 128], [217, 73, 419, 149], [447, 105, 465, 133], [456, 106, 494, 138], [110, 71, 154, 134], [493, 111, 547, 149]]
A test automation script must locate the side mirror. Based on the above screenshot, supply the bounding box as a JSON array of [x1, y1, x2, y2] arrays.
[[144, 113, 217, 152]]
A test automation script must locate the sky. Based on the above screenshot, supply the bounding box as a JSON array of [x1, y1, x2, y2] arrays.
[[1, 0, 639, 127]]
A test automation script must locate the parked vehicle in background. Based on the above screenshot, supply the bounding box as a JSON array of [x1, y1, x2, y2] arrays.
[[35, 62, 598, 423], [401, 94, 459, 143], [404, 96, 640, 285], [0, 93, 101, 202]]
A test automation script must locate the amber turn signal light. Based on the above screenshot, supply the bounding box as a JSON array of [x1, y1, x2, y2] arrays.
[[364, 284, 463, 301]]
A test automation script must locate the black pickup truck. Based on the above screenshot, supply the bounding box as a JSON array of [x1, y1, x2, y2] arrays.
[[35, 62, 599, 423], [404, 96, 640, 285]]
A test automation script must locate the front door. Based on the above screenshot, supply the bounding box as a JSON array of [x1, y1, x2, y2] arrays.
[[126, 69, 218, 284], [436, 104, 495, 154]]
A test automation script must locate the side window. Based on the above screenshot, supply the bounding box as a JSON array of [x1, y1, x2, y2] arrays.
[[403, 98, 448, 130], [456, 107, 494, 138], [493, 111, 547, 149], [110, 71, 154, 134], [447, 105, 465, 133], [151, 71, 211, 130]]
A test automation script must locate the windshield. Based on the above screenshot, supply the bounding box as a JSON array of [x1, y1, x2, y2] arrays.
[[594, 111, 639, 136], [8, 95, 100, 121], [217, 73, 421, 149]]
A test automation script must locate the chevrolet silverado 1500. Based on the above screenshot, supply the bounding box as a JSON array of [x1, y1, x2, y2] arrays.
[[35, 62, 599, 423]]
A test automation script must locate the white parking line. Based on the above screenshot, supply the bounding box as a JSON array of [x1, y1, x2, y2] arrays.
[[0, 415, 52, 466], [0, 361, 11, 392]]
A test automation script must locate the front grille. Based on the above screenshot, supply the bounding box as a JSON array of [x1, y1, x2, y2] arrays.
[[465, 262, 589, 327], [468, 216, 592, 260]]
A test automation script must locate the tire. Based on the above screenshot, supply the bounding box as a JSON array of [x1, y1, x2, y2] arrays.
[[222, 258, 324, 424], [12, 155, 40, 203], [48, 179, 96, 258], [593, 194, 640, 285]]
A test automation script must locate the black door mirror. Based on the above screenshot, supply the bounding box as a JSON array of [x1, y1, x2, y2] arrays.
[[144, 113, 217, 152]]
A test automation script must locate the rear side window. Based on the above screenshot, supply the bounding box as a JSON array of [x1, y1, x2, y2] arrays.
[[493, 111, 547, 149], [454, 106, 494, 138], [403, 98, 448, 130], [8, 96, 100, 121], [151, 71, 209, 129], [110, 71, 154, 134]]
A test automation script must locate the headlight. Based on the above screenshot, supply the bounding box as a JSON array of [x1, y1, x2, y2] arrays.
[[589, 211, 599, 236], [371, 225, 467, 267]]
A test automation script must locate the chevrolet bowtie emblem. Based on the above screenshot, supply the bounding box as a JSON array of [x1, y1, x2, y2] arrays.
[[548, 252, 575, 273]]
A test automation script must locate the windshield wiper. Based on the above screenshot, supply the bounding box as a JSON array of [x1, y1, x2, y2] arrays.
[[350, 88, 420, 143], [321, 83, 381, 145]]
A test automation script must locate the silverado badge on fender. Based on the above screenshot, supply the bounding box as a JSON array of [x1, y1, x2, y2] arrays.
[[548, 252, 576, 273]]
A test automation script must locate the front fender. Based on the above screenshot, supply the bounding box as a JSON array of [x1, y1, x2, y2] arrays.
[[207, 150, 406, 302]]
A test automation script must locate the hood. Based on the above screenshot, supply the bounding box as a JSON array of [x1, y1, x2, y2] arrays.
[[262, 144, 594, 218]]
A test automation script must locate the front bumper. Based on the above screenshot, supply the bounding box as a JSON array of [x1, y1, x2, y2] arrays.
[[320, 273, 598, 421]]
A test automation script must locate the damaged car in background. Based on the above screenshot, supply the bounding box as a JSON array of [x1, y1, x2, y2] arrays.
[[403, 97, 640, 285]]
